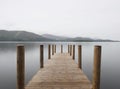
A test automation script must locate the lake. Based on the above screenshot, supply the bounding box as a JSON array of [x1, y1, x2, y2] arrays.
[[0, 42, 120, 89]]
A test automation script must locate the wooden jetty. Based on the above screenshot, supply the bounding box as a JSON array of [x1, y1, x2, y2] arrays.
[[17, 44, 102, 89]]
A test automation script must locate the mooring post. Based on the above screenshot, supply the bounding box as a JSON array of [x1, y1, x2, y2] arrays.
[[54, 45, 56, 53], [48, 45, 51, 59], [61, 45, 63, 53], [55, 45, 57, 53], [78, 45, 82, 69], [93, 46, 102, 89], [54, 45, 55, 53], [40, 45, 44, 68], [73, 45, 75, 60], [70, 45, 72, 56], [52, 45, 54, 55], [17, 45, 25, 89], [70, 45, 71, 56], [68, 45, 70, 53]]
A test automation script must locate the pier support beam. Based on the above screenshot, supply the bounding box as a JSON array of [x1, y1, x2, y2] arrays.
[[40, 45, 44, 68], [73, 45, 75, 60], [70, 45, 72, 56], [61, 45, 63, 53], [52, 45, 54, 55], [17, 45, 25, 89], [68, 45, 70, 54], [54, 45, 56, 53], [55, 45, 57, 53], [48, 45, 51, 59], [78, 45, 82, 69], [93, 46, 102, 89]]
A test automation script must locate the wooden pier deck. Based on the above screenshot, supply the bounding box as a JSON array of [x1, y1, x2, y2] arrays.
[[25, 53, 92, 89]]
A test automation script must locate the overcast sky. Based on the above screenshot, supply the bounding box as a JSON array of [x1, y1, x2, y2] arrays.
[[0, 0, 120, 40]]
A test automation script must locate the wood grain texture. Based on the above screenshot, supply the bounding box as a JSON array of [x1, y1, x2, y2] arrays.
[[93, 46, 101, 89], [61, 45, 63, 53], [17, 45, 25, 89], [25, 53, 92, 89], [40, 45, 44, 68], [73, 45, 75, 60], [52, 45, 54, 55], [70, 45, 72, 56], [48, 45, 51, 59], [78, 45, 82, 69]]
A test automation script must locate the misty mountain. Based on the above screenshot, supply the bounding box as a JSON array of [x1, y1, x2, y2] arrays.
[[0, 30, 116, 42], [42, 34, 71, 40], [0, 30, 51, 41], [41, 34, 115, 42], [71, 37, 114, 42]]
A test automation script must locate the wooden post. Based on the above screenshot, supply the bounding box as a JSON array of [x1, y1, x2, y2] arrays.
[[93, 46, 102, 89], [73, 45, 75, 60], [40, 45, 44, 68], [17, 45, 25, 89], [68, 45, 69, 53], [70, 45, 71, 56], [54, 45, 55, 54], [61, 45, 63, 53], [52, 45, 54, 55], [78, 45, 82, 69], [53, 45, 54, 54], [48, 45, 51, 59], [70, 45, 72, 56], [54, 45, 56, 53], [55, 45, 56, 53]]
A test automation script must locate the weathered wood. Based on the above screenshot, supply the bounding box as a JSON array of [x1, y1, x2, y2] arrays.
[[70, 45, 71, 56], [70, 45, 72, 56], [68, 45, 70, 53], [52, 45, 54, 55], [25, 53, 92, 89], [40, 45, 44, 68], [54, 45, 56, 53], [93, 46, 101, 89], [78, 45, 82, 69], [48, 45, 51, 59], [61, 45, 63, 53], [17, 45, 25, 89], [73, 45, 75, 60]]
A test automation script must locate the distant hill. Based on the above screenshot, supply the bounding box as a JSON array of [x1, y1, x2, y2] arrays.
[[0, 30, 51, 41], [42, 34, 115, 42], [0, 30, 117, 42], [42, 34, 71, 40], [69, 37, 114, 42]]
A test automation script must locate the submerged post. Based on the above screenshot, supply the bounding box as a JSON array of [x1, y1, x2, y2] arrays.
[[17, 45, 25, 89], [48, 45, 51, 59], [78, 45, 82, 69], [61, 45, 63, 53], [93, 46, 102, 89], [73, 45, 75, 59], [40, 45, 44, 68]]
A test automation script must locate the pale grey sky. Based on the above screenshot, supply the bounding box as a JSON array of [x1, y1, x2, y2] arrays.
[[0, 0, 120, 40]]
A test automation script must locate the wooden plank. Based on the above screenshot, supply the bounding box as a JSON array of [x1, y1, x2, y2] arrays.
[[25, 53, 92, 89]]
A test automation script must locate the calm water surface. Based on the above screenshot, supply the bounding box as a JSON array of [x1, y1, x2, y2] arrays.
[[0, 42, 120, 89]]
